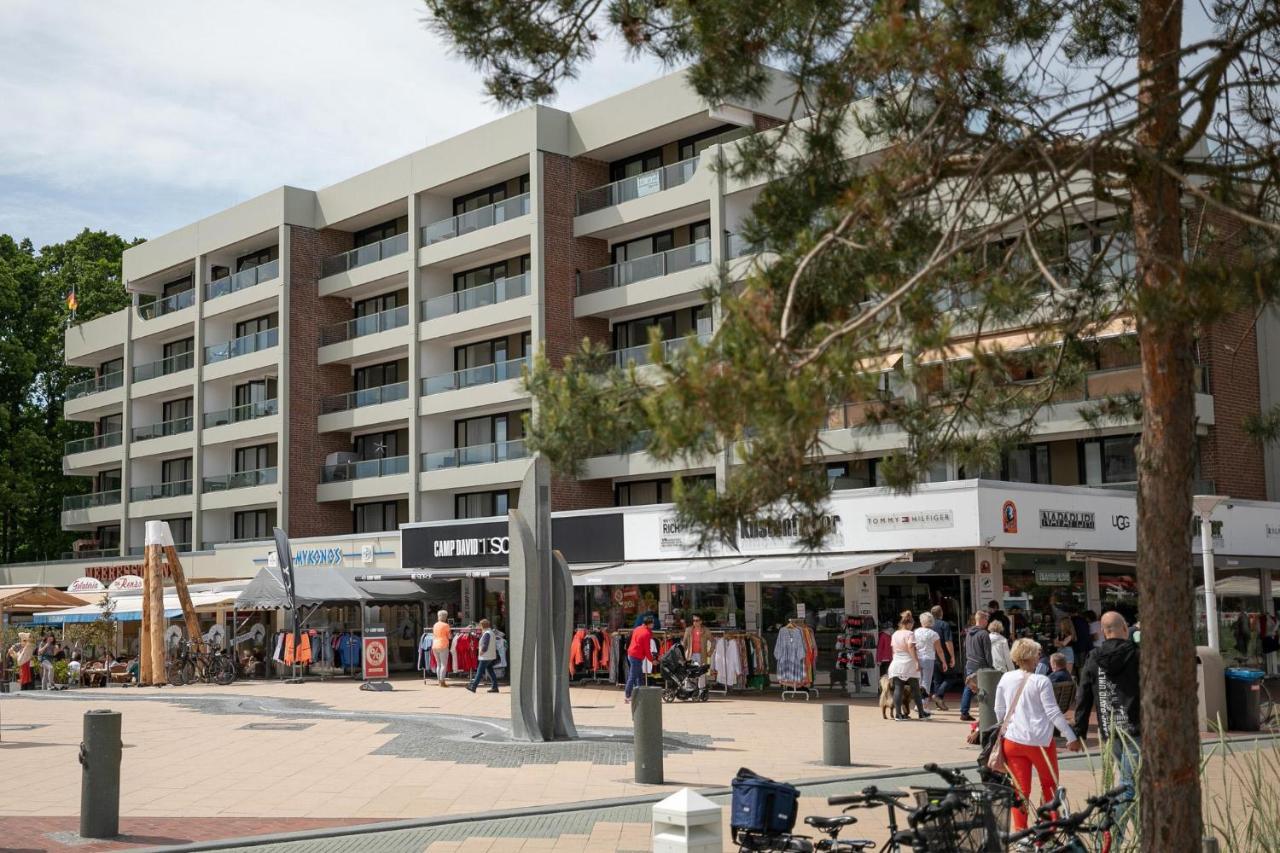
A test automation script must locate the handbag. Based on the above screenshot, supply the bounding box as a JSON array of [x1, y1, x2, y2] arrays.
[[987, 673, 1030, 774]]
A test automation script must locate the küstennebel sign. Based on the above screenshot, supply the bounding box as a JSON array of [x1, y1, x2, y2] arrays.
[[401, 514, 624, 568]]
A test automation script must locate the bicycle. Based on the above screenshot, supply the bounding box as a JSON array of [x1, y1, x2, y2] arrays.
[[1004, 784, 1127, 852], [165, 640, 235, 686]]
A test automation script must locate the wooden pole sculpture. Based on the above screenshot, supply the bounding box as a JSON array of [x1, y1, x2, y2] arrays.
[[146, 529, 165, 685], [148, 521, 200, 646], [139, 554, 152, 684]]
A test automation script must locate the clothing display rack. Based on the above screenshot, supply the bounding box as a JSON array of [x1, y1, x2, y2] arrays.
[[774, 619, 819, 700], [835, 615, 879, 696], [418, 626, 508, 682], [569, 625, 614, 683], [705, 630, 769, 695]]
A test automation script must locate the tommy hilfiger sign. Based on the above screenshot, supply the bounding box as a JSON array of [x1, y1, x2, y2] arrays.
[[1039, 509, 1096, 530], [865, 510, 955, 531]]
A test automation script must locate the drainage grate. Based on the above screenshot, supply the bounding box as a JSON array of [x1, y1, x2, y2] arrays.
[[241, 722, 315, 731]]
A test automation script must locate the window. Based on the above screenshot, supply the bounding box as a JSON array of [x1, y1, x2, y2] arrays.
[[612, 230, 674, 265], [354, 429, 408, 460], [354, 217, 408, 247], [233, 509, 276, 540], [826, 459, 879, 491], [609, 149, 663, 183], [453, 256, 531, 292], [354, 500, 407, 533], [234, 444, 277, 473], [235, 246, 278, 272], [690, 220, 712, 243], [162, 397, 193, 424], [161, 275, 193, 298], [163, 338, 194, 360], [98, 357, 123, 377], [96, 469, 122, 492], [235, 313, 278, 339], [234, 378, 277, 407], [613, 313, 676, 350], [97, 414, 122, 436], [95, 525, 121, 549], [454, 337, 517, 371], [353, 359, 407, 390], [455, 490, 518, 519], [162, 457, 192, 485], [454, 412, 526, 449], [615, 475, 713, 506], [452, 175, 528, 215], [678, 125, 738, 161], [1004, 445, 1051, 484], [354, 289, 407, 317], [164, 517, 192, 549], [1079, 435, 1139, 486]]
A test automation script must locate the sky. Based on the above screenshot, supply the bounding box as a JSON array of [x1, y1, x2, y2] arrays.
[[0, 0, 666, 249]]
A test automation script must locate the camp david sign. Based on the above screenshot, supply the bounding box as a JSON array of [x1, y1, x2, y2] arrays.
[[1039, 509, 1096, 530]]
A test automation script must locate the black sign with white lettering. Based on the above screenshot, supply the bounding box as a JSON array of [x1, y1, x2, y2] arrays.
[[1039, 509, 1096, 530], [401, 513, 624, 568]]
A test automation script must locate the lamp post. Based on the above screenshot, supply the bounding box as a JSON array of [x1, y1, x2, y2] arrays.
[[1192, 494, 1228, 651]]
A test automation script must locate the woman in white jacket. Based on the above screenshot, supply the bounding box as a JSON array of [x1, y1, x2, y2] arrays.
[[989, 620, 1013, 672]]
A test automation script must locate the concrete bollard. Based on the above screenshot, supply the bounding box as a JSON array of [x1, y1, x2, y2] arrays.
[[79, 709, 121, 839], [822, 704, 851, 766], [633, 686, 664, 784], [976, 669, 1001, 732], [653, 787, 722, 852]]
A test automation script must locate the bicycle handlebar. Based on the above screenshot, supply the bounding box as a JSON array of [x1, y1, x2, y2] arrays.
[[922, 762, 968, 787], [827, 786, 909, 807], [1088, 784, 1128, 805]]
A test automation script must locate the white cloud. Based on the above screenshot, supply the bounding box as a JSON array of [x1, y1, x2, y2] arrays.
[[0, 0, 666, 247]]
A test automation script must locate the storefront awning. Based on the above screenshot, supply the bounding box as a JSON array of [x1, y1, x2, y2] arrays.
[[32, 590, 241, 624], [572, 559, 748, 586], [570, 552, 907, 586]]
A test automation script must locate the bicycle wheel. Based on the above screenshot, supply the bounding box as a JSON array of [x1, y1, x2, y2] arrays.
[[213, 655, 235, 686], [166, 660, 186, 686], [180, 661, 195, 685]]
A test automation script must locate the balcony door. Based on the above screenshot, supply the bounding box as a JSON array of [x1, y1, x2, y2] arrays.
[[236, 246, 278, 272], [234, 508, 276, 540], [97, 413, 122, 437], [609, 149, 663, 183], [353, 360, 405, 391], [163, 337, 194, 361], [96, 469, 121, 493], [354, 289, 407, 318], [354, 429, 407, 461], [612, 231, 674, 265], [234, 444, 276, 473], [163, 397, 193, 426], [235, 313, 278, 339], [162, 457, 192, 486], [165, 517, 192, 548], [234, 378, 277, 407]]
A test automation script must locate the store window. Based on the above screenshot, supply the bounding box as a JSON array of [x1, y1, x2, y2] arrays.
[[1098, 562, 1138, 624], [1001, 552, 1086, 635], [576, 584, 659, 631], [876, 552, 973, 627], [669, 582, 744, 628], [1196, 568, 1272, 667]]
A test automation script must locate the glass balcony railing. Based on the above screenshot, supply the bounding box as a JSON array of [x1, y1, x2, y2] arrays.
[[131, 416, 193, 442], [421, 193, 530, 246], [127, 543, 192, 556], [576, 157, 700, 215], [133, 350, 194, 382], [320, 454, 410, 483], [202, 467, 277, 493], [129, 480, 193, 502], [66, 370, 125, 401], [205, 258, 279, 301], [139, 288, 195, 320], [203, 399, 278, 428], [319, 305, 409, 347], [204, 327, 278, 364], [577, 239, 712, 295], [64, 548, 121, 560], [63, 490, 121, 511], [321, 232, 409, 278], [320, 381, 409, 415], [199, 537, 266, 551], [724, 233, 753, 260], [65, 431, 122, 456], [421, 356, 527, 396], [609, 333, 710, 369], [422, 273, 529, 320], [422, 439, 528, 471]]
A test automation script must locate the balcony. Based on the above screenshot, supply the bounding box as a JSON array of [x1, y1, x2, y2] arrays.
[[127, 543, 192, 556], [63, 548, 121, 560], [577, 239, 712, 296], [724, 233, 752, 260], [576, 157, 699, 215], [422, 439, 528, 471], [320, 305, 409, 347], [608, 333, 709, 369], [203, 399, 278, 428], [131, 416, 193, 442], [139, 289, 194, 320], [67, 370, 124, 401], [320, 455, 409, 483], [205, 259, 279, 302], [202, 467, 277, 493], [129, 480, 193, 502], [421, 194, 530, 246], [321, 233, 409, 278], [63, 489, 121, 512], [198, 537, 268, 550], [422, 357, 527, 395], [65, 431, 122, 456], [204, 327, 278, 365], [320, 381, 409, 415], [422, 273, 529, 320], [133, 351, 194, 383]]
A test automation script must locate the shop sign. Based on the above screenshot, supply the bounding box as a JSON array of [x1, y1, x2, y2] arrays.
[[1111, 514, 1131, 531], [402, 514, 625, 568], [1191, 516, 1225, 547], [293, 547, 344, 567], [361, 544, 375, 564], [796, 602, 806, 619], [1002, 501, 1018, 533], [362, 625, 389, 680], [865, 510, 954, 531], [107, 575, 144, 591], [659, 515, 699, 551], [1267, 523, 1280, 539], [87, 564, 159, 582], [1039, 509, 1096, 530], [737, 513, 842, 551], [1034, 568, 1072, 586], [67, 577, 106, 593]]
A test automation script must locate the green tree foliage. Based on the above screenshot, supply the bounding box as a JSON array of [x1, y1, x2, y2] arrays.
[[0, 230, 135, 563]]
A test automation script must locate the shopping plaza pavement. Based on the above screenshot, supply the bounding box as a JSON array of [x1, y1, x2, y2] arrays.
[[0, 677, 1269, 852]]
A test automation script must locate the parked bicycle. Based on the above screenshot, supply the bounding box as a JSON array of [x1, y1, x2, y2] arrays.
[[166, 639, 235, 686], [1004, 784, 1127, 852]]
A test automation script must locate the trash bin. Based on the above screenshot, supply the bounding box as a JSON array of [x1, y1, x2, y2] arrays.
[[1225, 668, 1265, 732], [1196, 646, 1227, 732]]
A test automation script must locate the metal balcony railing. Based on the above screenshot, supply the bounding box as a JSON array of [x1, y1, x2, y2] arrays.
[[576, 157, 699, 215], [139, 288, 195, 320], [67, 370, 124, 401], [320, 381, 409, 415], [205, 258, 279, 301], [577, 239, 711, 295], [63, 489, 121, 511], [204, 327, 278, 364], [203, 399, 278, 428], [421, 356, 527, 396], [129, 480, 193, 501], [422, 439, 528, 471], [321, 232, 409, 278], [65, 431, 122, 455], [422, 273, 529, 320], [131, 416, 193, 442], [609, 333, 710, 369], [319, 305, 409, 347], [202, 467, 278, 492], [421, 193, 530, 245], [320, 454, 410, 483], [133, 350, 194, 382]]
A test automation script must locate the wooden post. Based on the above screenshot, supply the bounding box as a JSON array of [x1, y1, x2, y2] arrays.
[[146, 543, 165, 685], [164, 543, 200, 646], [139, 551, 152, 684]]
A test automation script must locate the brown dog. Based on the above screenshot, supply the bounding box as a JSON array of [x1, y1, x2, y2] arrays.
[[879, 675, 914, 719]]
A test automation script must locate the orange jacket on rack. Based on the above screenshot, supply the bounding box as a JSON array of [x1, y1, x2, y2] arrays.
[[569, 629, 587, 672]]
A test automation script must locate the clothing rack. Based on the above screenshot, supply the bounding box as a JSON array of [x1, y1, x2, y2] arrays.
[[570, 625, 612, 684], [419, 626, 486, 682], [775, 620, 819, 701], [703, 629, 767, 696]]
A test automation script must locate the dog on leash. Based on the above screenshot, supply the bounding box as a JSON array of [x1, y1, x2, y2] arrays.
[[879, 675, 914, 719]]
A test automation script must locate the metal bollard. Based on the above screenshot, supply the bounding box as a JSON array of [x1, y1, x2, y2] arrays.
[[632, 686, 665, 784], [79, 709, 121, 839], [976, 669, 1001, 732], [1203, 839, 1221, 853], [822, 704, 851, 766]]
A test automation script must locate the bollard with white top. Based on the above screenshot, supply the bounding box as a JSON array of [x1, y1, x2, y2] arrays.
[[652, 788, 722, 853]]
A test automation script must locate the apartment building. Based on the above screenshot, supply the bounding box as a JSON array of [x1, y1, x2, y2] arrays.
[[58, 68, 1276, 562]]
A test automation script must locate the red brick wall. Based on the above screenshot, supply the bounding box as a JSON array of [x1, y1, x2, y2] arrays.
[[286, 225, 360, 535], [753, 113, 786, 132]]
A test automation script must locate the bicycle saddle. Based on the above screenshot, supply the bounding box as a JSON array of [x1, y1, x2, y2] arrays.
[[805, 815, 858, 834]]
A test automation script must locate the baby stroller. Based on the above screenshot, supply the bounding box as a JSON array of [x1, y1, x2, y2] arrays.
[[660, 642, 711, 703]]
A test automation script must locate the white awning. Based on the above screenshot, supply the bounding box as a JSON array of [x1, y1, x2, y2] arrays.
[[572, 559, 748, 586], [33, 590, 241, 624], [570, 552, 907, 586]]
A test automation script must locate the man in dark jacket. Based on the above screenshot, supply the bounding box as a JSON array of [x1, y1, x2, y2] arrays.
[[1074, 611, 1140, 834], [959, 611, 993, 721]]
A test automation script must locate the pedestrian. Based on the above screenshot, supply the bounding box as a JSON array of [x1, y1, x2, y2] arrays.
[[68, 653, 82, 687], [466, 619, 500, 693], [1048, 653, 1072, 685], [37, 631, 56, 690], [888, 610, 929, 720], [915, 611, 946, 711], [986, 600, 1008, 634], [959, 610, 993, 722], [1052, 617, 1076, 674], [989, 620, 1013, 672], [929, 605, 955, 709], [876, 621, 894, 677], [431, 610, 452, 687], [624, 615, 656, 702], [1073, 611, 1141, 837], [7, 632, 35, 691], [1070, 608, 1095, 676], [682, 614, 711, 691], [1087, 610, 1103, 645]]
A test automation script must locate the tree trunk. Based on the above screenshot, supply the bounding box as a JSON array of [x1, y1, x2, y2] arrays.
[[1132, 1, 1201, 850]]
